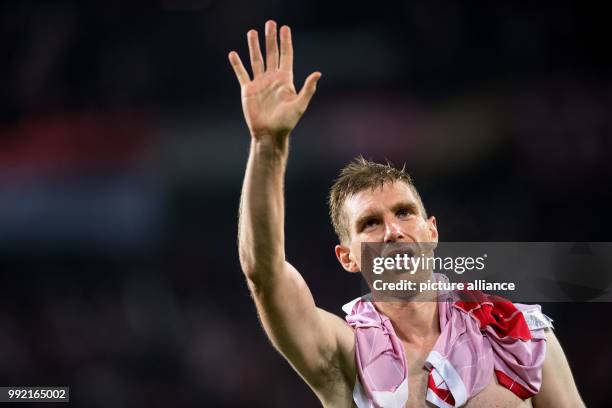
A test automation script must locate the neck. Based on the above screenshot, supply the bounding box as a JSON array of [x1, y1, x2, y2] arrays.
[[375, 300, 440, 345]]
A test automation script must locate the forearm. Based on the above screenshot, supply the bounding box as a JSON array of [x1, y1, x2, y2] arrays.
[[231, 20, 319, 286], [238, 135, 289, 285]]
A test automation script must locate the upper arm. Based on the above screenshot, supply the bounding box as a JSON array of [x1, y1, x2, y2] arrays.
[[532, 329, 585, 408], [247, 261, 355, 394]]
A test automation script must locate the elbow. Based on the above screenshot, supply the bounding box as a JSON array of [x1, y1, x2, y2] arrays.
[[238, 249, 284, 288], [238, 248, 257, 279], [239, 255, 258, 281]]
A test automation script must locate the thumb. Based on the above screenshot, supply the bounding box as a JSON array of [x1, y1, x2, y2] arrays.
[[295, 72, 322, 112]]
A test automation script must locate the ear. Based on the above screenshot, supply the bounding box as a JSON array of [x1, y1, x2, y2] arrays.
[[428, 216, 438, 243], [335, 244, 360, 273]]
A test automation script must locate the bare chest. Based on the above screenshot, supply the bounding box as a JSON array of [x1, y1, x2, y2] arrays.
[[400, 370, 531, 408], [348, 373, 531, 408], [402, 343, 531, 408]]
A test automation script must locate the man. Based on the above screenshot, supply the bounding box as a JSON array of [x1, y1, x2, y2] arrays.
[[229, 20, 585, 407]]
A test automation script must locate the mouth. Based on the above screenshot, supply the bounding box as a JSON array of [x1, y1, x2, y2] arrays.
[[380, 244, 416, 261]]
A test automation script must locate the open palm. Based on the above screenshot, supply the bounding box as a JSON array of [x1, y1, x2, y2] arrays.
[[229, 21, 321, 140]]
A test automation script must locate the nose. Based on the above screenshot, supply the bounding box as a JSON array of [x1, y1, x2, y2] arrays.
[[383, 220, 404, 243]]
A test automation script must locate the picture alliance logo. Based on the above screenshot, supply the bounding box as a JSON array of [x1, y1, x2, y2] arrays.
[[371, 253, 488, 275]]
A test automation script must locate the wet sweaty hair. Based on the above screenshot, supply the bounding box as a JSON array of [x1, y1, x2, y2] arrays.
[[328, 156, 427, 244]]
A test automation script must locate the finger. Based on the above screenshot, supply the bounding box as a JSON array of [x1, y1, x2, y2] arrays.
[[247, 30, 264, 77], [279, 25, 293, 73], [228, 51, 250, 86], [265, 20, 279, 71], [296, 72, 322, 112]]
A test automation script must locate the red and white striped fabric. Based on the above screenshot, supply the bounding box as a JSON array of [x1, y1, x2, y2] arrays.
[[343, 274, 553, 408]]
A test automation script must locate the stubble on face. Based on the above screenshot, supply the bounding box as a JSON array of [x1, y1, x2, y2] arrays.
[[342, 181, 437, 272]]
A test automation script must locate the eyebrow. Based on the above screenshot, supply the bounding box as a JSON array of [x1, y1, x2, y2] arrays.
[[354, 200, 420, 230], [391, 201, 419, 215], [354, 210, 381, 231]]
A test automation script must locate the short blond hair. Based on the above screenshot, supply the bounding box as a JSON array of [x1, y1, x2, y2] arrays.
[[328, 156, 427, 243]]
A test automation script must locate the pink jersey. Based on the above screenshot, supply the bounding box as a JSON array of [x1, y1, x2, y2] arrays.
[[343, 274, 553, 408]]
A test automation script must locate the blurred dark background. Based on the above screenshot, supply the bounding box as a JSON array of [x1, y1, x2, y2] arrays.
[[0, 0, 611, 406]]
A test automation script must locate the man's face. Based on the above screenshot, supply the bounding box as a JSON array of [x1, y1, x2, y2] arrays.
[[334, 181, 438, 273]]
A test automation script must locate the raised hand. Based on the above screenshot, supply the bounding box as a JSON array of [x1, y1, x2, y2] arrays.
[[229, 20, 321, 142]]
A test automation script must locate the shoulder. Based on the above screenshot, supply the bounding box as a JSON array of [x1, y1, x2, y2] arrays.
[[452, 292, 552, 339], [532, 328, 585, 407]]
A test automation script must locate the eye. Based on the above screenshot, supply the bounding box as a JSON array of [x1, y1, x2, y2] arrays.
[[396, 208, 412, 218], [362, 218, 380, 231]]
